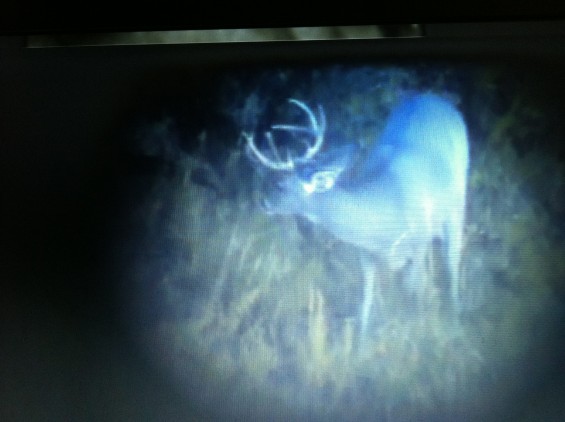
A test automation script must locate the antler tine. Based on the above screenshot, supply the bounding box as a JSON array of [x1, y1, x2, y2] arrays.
[[271, 98, 326, 163], [243, 131, 295, 171], [305, 102, 326, 160], [244, 98, 326, 171]]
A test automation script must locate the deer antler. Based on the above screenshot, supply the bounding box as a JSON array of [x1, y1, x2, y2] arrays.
[[245, 98, 326, 171]]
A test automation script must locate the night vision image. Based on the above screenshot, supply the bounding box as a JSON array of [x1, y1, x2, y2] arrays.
[[117, 63, 565, 421], [3, 38, 564, 421]]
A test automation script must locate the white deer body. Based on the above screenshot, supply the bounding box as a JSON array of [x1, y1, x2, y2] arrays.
[[245, 93, 469, 337]]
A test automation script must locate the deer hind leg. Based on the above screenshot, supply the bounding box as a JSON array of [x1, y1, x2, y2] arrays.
[[358, 251, 383, 342], [359, 254, 375, 339], [443, 212, 464, 314]]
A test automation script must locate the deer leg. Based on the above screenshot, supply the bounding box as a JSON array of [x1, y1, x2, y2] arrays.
[[442, 211, 464, 315], [359, 252, 380, 340]]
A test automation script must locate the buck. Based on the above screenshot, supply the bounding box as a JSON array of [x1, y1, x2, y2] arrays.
[[243, 93, 469, 338]]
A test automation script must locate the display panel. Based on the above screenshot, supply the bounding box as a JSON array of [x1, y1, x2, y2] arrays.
[[2, 35, 565, 420]]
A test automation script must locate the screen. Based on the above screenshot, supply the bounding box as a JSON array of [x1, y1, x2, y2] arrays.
[[2, 33, 565, 421]]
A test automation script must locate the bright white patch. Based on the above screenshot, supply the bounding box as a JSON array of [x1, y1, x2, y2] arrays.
[[423, 196, 434, 232], [302, 180, 316, 195], [302, 170, 337, 194]]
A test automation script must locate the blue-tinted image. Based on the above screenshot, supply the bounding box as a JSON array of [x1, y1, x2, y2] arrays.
[[123, 64, 565, 421]]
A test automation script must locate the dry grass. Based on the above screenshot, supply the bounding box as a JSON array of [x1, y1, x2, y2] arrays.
[[131, 80, 564, 420]]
